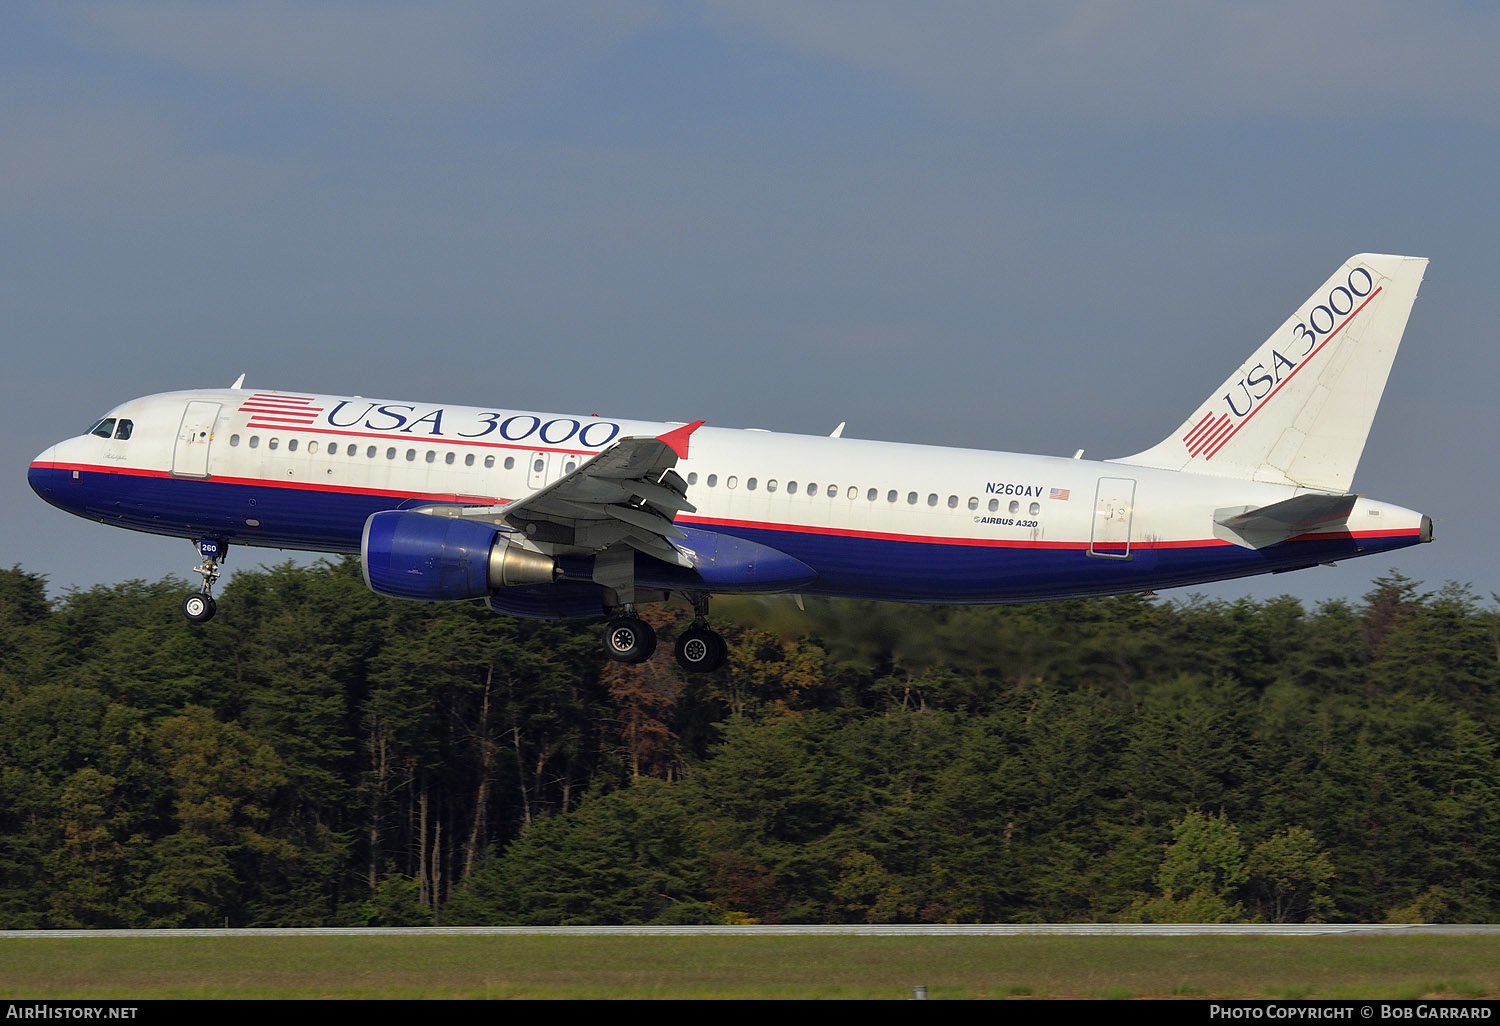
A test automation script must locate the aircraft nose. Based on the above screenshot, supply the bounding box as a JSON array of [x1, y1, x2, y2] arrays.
[[28, 445, 59, 504]]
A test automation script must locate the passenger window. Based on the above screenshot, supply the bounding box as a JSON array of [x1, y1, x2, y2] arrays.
[[504, 457, 515, 470], [767, 480, 778, 493], [746, 478, 756, 490], [968, 497, 978, 510], [907, 492, 918, 505], [947, 495, 958, 509], [707, 474, 718, 487], [1009, 501, 1019, 513], [407, 450, 417, 461], [249, 436, 260, 449], [230, 434, 240, 447], [484, 455, 495, 468], [887, 490, 897, 503], [367, 446, 377, 458], [464, 453, 474, 466], [828, 485, 838, 498], [867, 488, 877, 501], [927, 493, 938, 507], [287, 438, 298, 452], [387, 447, 397, 460], [533, 459, 544, 473], [989, 499, 999, 512], [807, 482, 817, 495], [727, 476, 738, 490], [788, 482, 798, 494], [269, 438, 279, 450], [114, 420, 133, 440], [1029, 502, 1040, 515], [91, 419, 116, 439], [688, 472, 698, 485], [308, 441, 318, 454]]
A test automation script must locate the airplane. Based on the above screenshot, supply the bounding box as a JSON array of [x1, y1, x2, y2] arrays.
[[29, 253, 1432, 673]]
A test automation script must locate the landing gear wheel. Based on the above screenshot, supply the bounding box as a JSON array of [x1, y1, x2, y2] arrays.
[[604, 616, 657, 664], [674, 626, 727, 672], [182, 593, 217, 623]]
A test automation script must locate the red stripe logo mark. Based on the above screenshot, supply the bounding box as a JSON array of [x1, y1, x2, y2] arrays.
[[1185, 413, 1230, 457], [240, 393, 324, 430]]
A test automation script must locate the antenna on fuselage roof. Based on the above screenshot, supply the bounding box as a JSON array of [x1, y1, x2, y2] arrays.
[[829, 422, 846, 438], [230, 373, 246, 389]]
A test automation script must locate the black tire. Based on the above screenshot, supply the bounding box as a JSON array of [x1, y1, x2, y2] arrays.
[[604, 616, 657, 663], [674, 626, 726, 672], [183, 593, 217, 623]]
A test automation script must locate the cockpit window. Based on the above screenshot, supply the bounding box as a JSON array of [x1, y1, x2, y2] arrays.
[[114, 420, 133, 440], [90, 418, 116, 439]]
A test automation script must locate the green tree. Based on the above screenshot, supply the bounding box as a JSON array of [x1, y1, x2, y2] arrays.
[[1245, 825, 1337, 923], [444, 778, 717, 925], [1129, 810, 1247, 923]]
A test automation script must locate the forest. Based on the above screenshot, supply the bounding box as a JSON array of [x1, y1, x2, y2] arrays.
[[1, 559, 1496, 928]]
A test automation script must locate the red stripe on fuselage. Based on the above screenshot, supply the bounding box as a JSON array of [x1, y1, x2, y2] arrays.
[[675, 514, 1421, 551], [29, 460, 507, 507]]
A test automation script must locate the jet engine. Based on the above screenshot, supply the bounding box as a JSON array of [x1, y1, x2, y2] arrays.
[[361, 509, 556, 602]]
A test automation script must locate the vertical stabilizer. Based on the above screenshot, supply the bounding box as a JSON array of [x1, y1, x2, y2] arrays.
[[1113, 253, 1427, 493]]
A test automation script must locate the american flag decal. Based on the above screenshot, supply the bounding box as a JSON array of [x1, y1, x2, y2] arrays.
[[1049, 487, 1070, 501], [239, 392, 324, 429]]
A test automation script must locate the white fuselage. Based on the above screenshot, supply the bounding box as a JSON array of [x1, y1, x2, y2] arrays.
[[29, 387, 1429, 605]]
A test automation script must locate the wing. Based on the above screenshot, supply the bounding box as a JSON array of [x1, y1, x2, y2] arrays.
[[449, 421, 704, 567]]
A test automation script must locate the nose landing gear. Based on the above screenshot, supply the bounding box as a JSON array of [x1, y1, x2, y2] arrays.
[[183, 538, 226, 623]]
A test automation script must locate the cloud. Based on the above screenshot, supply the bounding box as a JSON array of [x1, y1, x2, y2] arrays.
[[706, 1, 1500, 124]]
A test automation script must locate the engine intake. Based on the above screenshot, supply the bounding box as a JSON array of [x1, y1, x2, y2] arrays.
[[361, 510, 557, 602]]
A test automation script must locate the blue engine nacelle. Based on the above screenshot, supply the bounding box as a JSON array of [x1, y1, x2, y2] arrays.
[[361, 510, 557, 602]]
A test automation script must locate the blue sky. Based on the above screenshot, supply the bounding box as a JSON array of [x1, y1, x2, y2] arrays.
[[5, 1, 1496, 610]]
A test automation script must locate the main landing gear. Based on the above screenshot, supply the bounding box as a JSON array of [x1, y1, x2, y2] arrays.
[[182, 538, 226, 624], [601, 592, 727, 673], [674, 624, 727, 674]]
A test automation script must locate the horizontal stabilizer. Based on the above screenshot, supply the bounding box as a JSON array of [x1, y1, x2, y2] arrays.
[[1213, 492, 1358, 550]]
